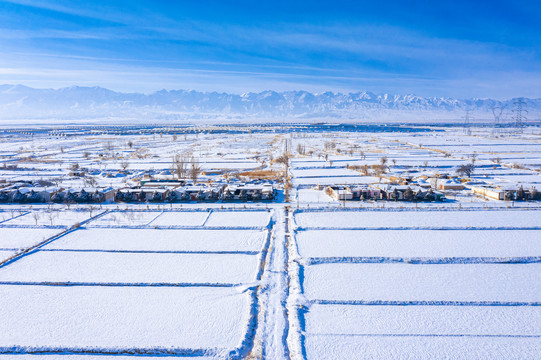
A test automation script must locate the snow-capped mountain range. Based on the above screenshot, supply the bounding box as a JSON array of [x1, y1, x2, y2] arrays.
[[0, 84, 539, 123]]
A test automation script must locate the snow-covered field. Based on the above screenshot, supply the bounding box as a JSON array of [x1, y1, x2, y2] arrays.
[[1, 125, 540, 359], [292, 208, 541, 359], [297, 229, 541, 258], [0, 228, 62, 249], [204, 210, 271, 227], [304, 334, 541, 360], [0, 251, 260, 284], [2, 210, 94, 227], [295, 209, 541, 229], [0, 250, 16, 262], [0, 207, 273, 357], [303, 263, 541, 302], [146, 210, 209, 226], [0, 286, 249, 353], [90, 211, 162, 226], [42, 228, 267, 252]]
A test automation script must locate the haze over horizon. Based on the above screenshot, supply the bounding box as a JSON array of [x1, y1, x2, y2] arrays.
[[1, 0, 541, 100]]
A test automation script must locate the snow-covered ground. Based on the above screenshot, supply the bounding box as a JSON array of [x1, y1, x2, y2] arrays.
[[297, 229, 541, 258], [0, 250, 16, 262], [42, 228, 267, 252], [291, 207, 541, 359], [2, 210, 94, 227], [1, 125, 540, 359], [0, 285, 249, 353], [303, 263, 541, 302], [204, 210, 272, 227], [294, 209, 541, 229], [0, 228, 63, 249], [304, 335, 541, 360], [89, 211, 161, 226], [147, 210, 209, 227], [0, 251, 260, 284]]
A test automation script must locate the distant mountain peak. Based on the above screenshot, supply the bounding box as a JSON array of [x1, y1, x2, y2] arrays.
[[0, 84, 539, 122]]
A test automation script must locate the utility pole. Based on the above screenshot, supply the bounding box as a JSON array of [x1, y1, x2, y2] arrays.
[[462, 109, 472, 135]]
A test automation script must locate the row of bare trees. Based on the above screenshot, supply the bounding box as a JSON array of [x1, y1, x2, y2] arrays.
[[172, 155, 202, 183]]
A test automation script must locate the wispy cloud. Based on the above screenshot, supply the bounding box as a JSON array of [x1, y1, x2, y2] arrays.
[[0, 0, 540, 98]]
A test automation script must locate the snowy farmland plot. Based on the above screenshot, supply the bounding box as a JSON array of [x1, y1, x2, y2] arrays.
[[294, 209, 541, 229], [42, 228, 267, 252], [0, 208, 274, 357], [90, 211, 162, 226], [2, 209, 95, 227], [0, 286, 250, 354], [1, 125, 541, 359], [0, 228, 63, 249], [0, 250, 16, 262], [292, 209, 541, 359], [0, 251, 260, 284], [297, 229, 541, 259]]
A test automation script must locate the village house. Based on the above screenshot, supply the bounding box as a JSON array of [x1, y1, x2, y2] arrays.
[[437, 178, 465, 191], [52, 187, 116, 203], [222, 183, 275, 201]]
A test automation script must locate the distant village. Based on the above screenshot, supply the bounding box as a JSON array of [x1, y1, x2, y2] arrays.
[[0, 171, 539, 204]]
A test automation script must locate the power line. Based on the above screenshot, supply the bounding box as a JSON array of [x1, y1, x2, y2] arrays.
[[491, 105, 505, 136], [512, 98, 528, 133]]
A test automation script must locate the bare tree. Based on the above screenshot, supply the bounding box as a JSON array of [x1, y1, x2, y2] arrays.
[[491, 157, 501, 165], [359, 150, 366, 160], [134, 148, 149, 159], [104, 142, 114, 157], [32, 212, 40, 225], [121, 161, 130, 171], [172, 154, 187, 179], [47, 211, 57, 226], [379, 157, 388, 173], [470, 152, 478, 165], [84, 176, 98, 187], [189, 157, 202, 183], [456, 164, 475, 178], [87, 205, 97, 218], [275, 154, 290, 168], [324, 141, 336, 151]]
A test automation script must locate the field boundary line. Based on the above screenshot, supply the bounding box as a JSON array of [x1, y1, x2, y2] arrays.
[[201, 209, 213, 226], [0, 211, 30, 225], [0, 281, 242, 287], [0, 345, 223, 357], [305, 256, 541, 265], [0, 209, 110, 269], [295, 226, 541, 231], [309, 300, 541, 306], [37, 249, 260, 255], [305, 333, 541, 338]]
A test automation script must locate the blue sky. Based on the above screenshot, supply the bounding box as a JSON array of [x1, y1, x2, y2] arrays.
[[0, 0, 540, 98]]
